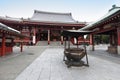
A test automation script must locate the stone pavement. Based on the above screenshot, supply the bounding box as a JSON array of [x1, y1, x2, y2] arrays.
[[15, 47, 120, 80], [0, 46, 46, 80], [88, 44, 120, 64]]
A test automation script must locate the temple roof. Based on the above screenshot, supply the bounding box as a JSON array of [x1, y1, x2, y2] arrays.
[[0, 23, 28, 38], [0, 10, 86, 25], [62, 30, 92, 37], [80, 5, 120, 30], [30, 10, 77, 23], [0, 23, 20, 33], [0, 16, 22, 22]]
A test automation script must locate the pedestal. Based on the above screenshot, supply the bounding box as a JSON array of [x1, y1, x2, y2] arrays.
[[117, 46, 120, 55], [88, 45, 94, 51], [108, 46, 117, 54]]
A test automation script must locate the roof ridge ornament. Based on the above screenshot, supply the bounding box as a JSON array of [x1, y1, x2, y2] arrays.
[[34, 10, 71, 15], [109, 5, 120, 12]]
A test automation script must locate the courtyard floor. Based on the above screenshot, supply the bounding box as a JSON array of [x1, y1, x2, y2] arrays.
[[0, 45, 120, 80], [15, 46, 120, 80]]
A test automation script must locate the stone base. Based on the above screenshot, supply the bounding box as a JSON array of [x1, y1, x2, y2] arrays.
[[65, 60, 89, 68], [108, 46, 117, 54], [48, 41, 50, 45], [88, 45, 94, 51], [117, 46, 120, 55]]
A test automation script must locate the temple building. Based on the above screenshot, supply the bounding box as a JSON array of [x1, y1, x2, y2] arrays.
[[0, 23, 26, 56], [80, 5, 120, 54], [0, 10, 86, 45]]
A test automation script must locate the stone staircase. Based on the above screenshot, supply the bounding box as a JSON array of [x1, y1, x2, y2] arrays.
[[49, 41, 62, 46], [36, 41, 48, 46], [36, 41, 74, 46]]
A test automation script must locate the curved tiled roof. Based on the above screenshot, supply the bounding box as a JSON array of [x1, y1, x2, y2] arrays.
[[30, 10, 77, 23], [0, 16, 22, 22], [0, 23, 29, 38], [0, 23, 20, 33], [80, 5, 120, 30]]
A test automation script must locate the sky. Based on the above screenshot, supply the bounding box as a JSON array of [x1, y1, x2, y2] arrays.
[[0, 0, 120, 22]]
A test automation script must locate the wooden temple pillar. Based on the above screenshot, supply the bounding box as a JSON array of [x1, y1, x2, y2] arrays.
[[61, 36, 63, 45], [48, 29, 50, 45], [11, 38, 14, 52], [20, 28, 23, 52], [68, 36, 71, 49], [110, 34, 115, 46], [117, 27, 120, 55], [89, 34, 94, 51], [61, 27, 63, 45], [33, 27, 36, 45], [28, 27, 32, 45], [1, 33, 6, 56], [108, 31, 117, 54], [20, 41, 23, 52], [109, 35, 112, 46]]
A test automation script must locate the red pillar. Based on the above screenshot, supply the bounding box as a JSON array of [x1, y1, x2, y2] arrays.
[[117, 27, 120, 54], [89, 34, 93, 45], [117, 27, 120, 45], [48, 29, 50, 44], [109, 35, 112, 46], [1, 33, 6, 56], [61, 29, 63, 45], [20, 42, 23, 52], [61, 36, 63, 45], [33, 27, 36, 45], [111, 34, 115, 45], [89, 34, 94, 51], [11, 38, 14, 52]]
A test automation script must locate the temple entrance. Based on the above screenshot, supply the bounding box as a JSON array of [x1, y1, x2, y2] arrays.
[[40, 30, 48, 41], [51, 30, 61, 41], [36, 29, 61, 41]]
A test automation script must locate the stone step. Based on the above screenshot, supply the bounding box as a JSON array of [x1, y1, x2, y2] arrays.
[[36, 41, 74, 46], [36, 41, 48, 46]]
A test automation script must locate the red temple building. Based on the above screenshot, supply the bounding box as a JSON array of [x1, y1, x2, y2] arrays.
[[0, 23, 26, 56], [0, 10, 86, 45], [1, 6, 120, 56], [81, 5, 120, 54]]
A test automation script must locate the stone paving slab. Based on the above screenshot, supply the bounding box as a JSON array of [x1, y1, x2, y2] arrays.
[[0, 46, 46, 80], [15, 47, 120, 80]]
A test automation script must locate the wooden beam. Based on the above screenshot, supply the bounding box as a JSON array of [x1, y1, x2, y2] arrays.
[[92, 27, 116, 34]]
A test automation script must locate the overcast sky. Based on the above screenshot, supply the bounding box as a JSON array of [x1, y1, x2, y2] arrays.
[[0, 0, 120, 22]]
